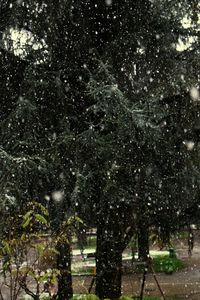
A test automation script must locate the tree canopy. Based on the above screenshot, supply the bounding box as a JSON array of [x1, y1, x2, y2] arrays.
[[0, 0, 200, 298]]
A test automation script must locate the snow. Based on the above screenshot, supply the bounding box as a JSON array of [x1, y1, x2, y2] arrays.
[[183, 141, 195, 151], [105, 0, 112, 6], [190, 87, 199, 102], [51, 191, 65, 203]]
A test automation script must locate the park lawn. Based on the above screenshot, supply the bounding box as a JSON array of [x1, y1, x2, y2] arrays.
[[72, 248, 184, 275]]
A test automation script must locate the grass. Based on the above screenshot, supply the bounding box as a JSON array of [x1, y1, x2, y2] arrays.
[[73, 266, 95, 275], [72, 254, 184, 275], [72, 236, 97, 250], [87, 236, 97, 248]]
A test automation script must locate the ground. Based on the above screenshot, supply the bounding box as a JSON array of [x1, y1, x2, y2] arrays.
[[1, 231, 200, 299], [72, 231, 200, 300]]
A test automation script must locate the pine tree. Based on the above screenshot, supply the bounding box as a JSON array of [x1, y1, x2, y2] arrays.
[[1, 1, 200, 299]]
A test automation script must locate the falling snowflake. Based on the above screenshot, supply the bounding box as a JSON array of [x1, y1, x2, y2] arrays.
[[105, 0, 112, 6], [51, 191, 65, 202], [183, 140, 195, 151], [190, 87, 199, 101]]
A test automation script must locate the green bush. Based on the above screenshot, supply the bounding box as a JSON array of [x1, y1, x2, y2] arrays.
[[20, 295, 34, 300], [72, 294, 99, 300], [122, 297, 178, 300], [120, 296, 133, 300], [152, 255, 184, 274], [121, 296, 159, 300]]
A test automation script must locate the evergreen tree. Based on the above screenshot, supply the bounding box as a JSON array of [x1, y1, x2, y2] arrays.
[[0, 1, 200, 299]]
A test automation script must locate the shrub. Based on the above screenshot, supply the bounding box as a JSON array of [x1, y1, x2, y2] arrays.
[[72, 294, 99, 300], [152, 255, 184, 274], [122, 297, 178, 300]]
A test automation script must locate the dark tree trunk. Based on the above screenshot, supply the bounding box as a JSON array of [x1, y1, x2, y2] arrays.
[[159, 226, 171, 248], [138, 222, 149, 261], [56, 242, 73, 300], [95, 215, 123, 299]]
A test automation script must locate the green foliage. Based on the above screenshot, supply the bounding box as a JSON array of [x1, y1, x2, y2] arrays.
[[0, 201, 82, 299], [1, 0, 200, 298], [152, 255, 185, 274], [85, 236, 96, 249], [72, 295, 99, 300], [71, 296, 178, 300], [55, 214, 84, 246], [133, 297, 160, 300], [0, 202, 59, 299], [120, 297, 179, 300], [39, 294, 52, 300], [21, 201, 49, 230], [20, 295, 34, 300]]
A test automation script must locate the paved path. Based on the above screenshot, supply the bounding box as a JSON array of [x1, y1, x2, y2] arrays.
[[1, 233, 200, 299], [73, 239, 200, 300]]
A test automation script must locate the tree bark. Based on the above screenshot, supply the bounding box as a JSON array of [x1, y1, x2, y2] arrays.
[[56, 242, 73, 300], [95, 216, 123, 299], [138, 222, 149, 261]]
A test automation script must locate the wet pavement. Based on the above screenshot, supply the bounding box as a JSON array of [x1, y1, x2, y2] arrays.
[[1, 233, 200, 299], [72, 268, 200, 300], [73, 238, 200, 300]]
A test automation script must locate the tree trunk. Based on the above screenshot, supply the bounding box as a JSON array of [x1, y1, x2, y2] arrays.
[[95, 218, 122, 299], [159, 226, 171, 249], [56, 242, 73, 300], [138, 222, 149, 261]]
